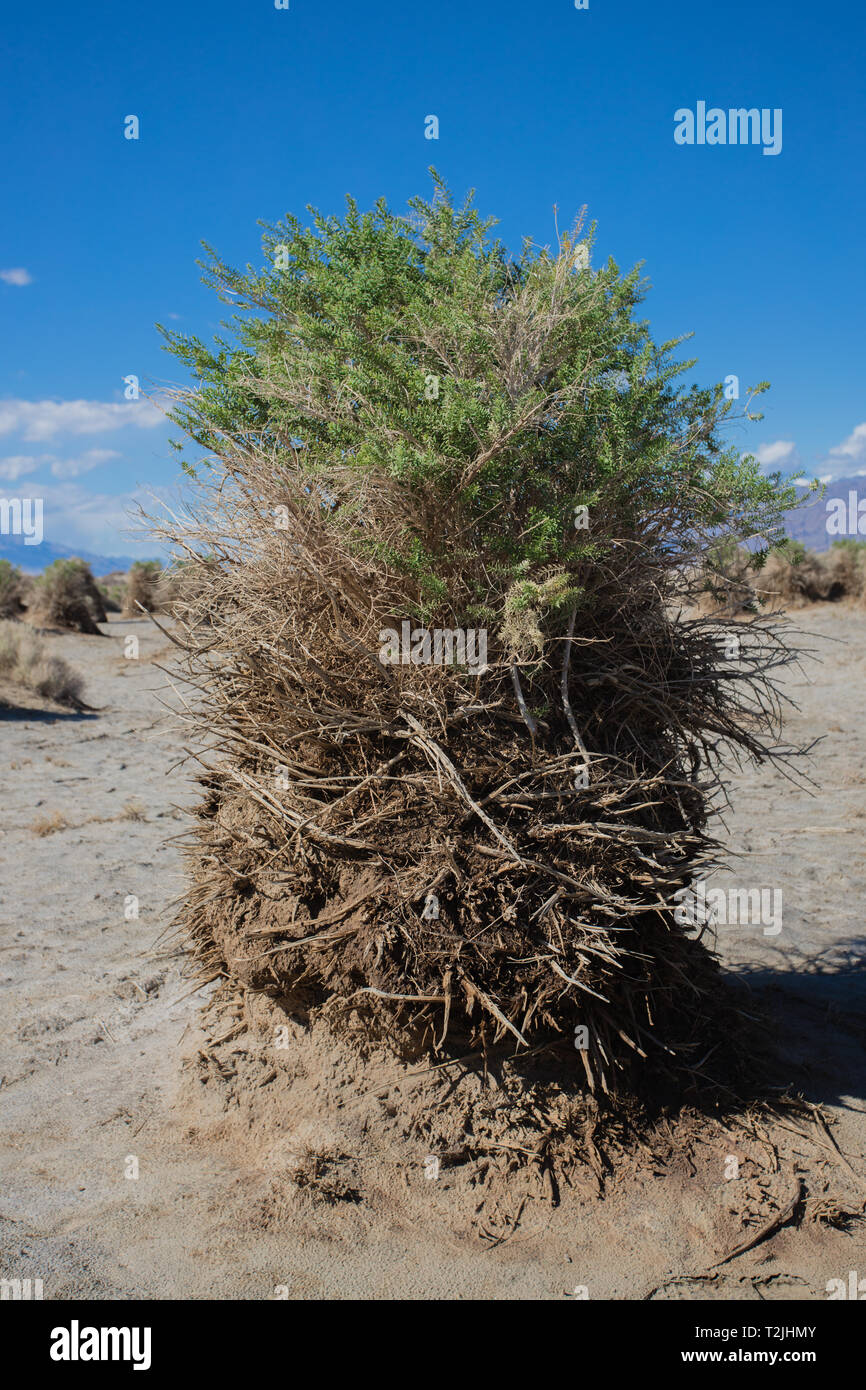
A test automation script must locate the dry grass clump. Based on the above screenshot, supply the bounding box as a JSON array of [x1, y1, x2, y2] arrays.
[[122, 560, 172, 616], [98, 571, 127, 613], [0, 620, 85, 707], [824, 541, 866, 602], [29, 810, 71, 837], [30, 558, 107, 634], [698, 540, 866, 613], [756, 542, 866, 609]]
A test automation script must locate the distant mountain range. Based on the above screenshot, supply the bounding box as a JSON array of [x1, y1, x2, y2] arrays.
[[0, 534, 158, 576]]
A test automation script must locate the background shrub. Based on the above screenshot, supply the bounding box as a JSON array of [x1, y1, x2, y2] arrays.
[[31, 558, 107, 634], [0, 560, 25, 619], [122, 560, 165, 616]]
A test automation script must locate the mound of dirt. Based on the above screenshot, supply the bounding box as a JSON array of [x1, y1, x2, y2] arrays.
[[175, 979, 865, 1278]]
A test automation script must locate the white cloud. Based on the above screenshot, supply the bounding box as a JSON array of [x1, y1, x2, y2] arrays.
[[0, 448, 122, 481], [0, 268, 33, 286], [45, 485, 141, 554], [743, 426, 866, 484], [750, 440, 800, 472], [827, 422, 866, 466], [50, 448, 121, 480], [0, 398, 165, 441], [0, 454, 46, 481]]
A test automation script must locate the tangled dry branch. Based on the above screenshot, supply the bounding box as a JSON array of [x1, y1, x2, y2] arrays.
[[146, 443, 808, 1104]]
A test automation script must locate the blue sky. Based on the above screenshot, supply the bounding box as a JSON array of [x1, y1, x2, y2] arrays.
[[2, 0, 864, 559]]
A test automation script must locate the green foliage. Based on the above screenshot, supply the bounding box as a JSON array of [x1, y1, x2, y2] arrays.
[[784, 539, 808, 566], [129, 560, 163, 580], [39, 558, 94, 585], [830, 538, 866, 555], [158, 173, 802, 635]]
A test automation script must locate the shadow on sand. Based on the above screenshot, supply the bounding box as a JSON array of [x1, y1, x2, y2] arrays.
[[727, 938, 866, 1111], [0, 703, 98, 724]]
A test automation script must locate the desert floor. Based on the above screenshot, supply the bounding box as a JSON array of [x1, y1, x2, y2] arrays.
[[1, 610, 864, 1300]]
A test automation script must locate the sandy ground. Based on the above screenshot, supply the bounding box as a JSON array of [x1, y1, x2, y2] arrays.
[[1, 611, 864, 1300]]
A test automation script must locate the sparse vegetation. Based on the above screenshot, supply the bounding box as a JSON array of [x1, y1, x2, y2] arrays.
[[30, 558, 107, 635], [29, 810, 72, 837], [701, 539, 866, 611], [0, 620, 86, 707], [98, 571, 127, 613], [122, 560, 165, 615], [0, 560, 25, 619]]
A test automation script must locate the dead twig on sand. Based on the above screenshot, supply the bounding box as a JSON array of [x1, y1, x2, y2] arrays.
[[711, 1178, 803, 1268]]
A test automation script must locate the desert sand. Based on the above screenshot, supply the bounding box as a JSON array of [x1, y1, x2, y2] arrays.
[[1, 610, 864, 1299]]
